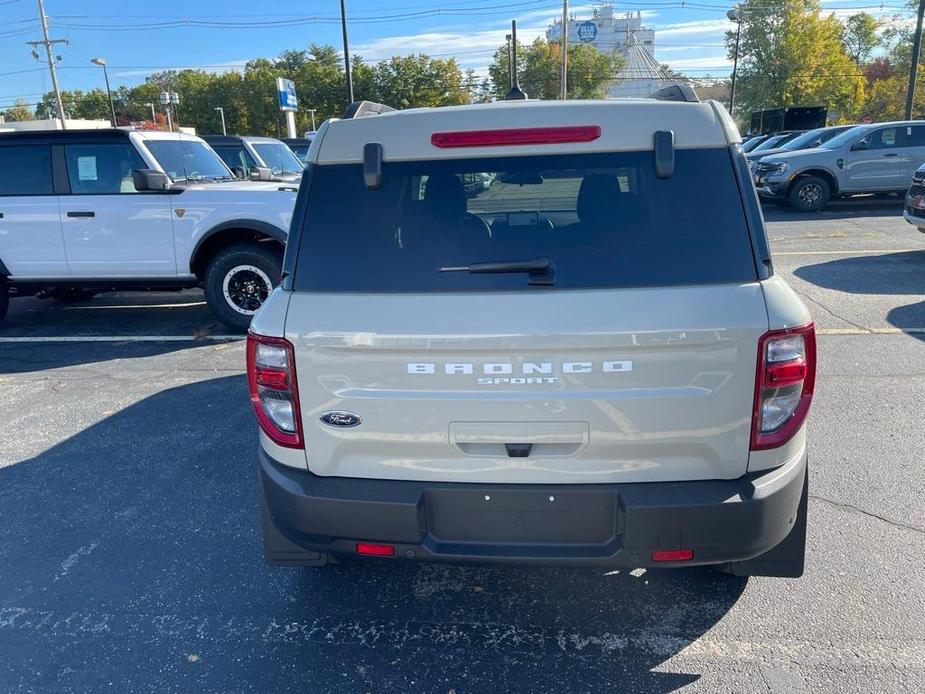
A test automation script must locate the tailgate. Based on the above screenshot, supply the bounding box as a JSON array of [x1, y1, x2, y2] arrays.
[[286, 284, 768, 484]]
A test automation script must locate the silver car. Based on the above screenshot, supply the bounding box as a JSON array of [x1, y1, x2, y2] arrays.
[[755, 121, 925, 211]]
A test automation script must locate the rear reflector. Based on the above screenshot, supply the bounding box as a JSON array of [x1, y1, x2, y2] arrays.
[[652, 549, 694, 562], [356, 542, 395, 557], [431, 125, 601, 148]]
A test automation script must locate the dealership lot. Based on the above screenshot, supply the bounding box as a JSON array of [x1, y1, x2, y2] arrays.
[[1, 200, 923, 693]]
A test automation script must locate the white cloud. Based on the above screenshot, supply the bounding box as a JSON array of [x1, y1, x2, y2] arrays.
[[112, 59, 250, 79]]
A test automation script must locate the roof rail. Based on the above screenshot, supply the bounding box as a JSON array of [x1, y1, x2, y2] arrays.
[[342, 101, 396, 119], [650, 84, 700, 103]]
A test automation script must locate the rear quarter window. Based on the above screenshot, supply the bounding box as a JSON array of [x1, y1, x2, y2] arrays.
[[0, 145, 53, 195], [293, 149, 758, 292]]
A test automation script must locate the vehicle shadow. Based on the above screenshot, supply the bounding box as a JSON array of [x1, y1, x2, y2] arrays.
[[792, 249, 925, 339], [761, 197, 903, 223], [0, 375, 746, 693]]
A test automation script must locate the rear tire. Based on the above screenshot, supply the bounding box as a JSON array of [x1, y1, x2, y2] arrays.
[[788, 176, 830, 212], [50, 288, 98, 303], [204, 243, 281, 331]]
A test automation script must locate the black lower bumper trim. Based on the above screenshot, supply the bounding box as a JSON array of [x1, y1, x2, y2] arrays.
[[259, 449, 807, 569]]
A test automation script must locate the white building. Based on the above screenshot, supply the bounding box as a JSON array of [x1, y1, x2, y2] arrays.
[[546, 4, 667, 98], [0, 118, 111, 132]]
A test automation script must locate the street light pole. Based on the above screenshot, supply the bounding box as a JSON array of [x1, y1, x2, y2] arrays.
[[91, 57, 117, 127], [145, 103, 156, 123], [214, 106, 227, 135], [907, 0, 925, 119], [308, 109, 317, 131], [727, 8, 745, 118], [340, 0, 354, 106]]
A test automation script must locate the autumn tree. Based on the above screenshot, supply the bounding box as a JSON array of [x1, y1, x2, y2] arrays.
[[2, 100, 34, 122], [842, 13, 881, 65], [725, 0, 866, 122], [488, 38, 623, 100]]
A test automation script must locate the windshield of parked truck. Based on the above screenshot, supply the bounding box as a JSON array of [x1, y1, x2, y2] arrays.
[[780, 127, 845, 151], [144, 140, 233, 181], [820, 125, 873, 149], [252, 142, 303, 175], [294, 149, 758, 292]]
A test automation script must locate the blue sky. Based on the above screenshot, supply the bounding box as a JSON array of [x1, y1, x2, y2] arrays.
[[0, 0, 914, 110]]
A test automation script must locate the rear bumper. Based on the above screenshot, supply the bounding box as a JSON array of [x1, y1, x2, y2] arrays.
[[259, 449, 807, 568]]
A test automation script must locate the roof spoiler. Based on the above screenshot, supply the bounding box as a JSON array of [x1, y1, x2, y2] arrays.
[[342, 101, 396, 119], [650, 84, 700, 103]]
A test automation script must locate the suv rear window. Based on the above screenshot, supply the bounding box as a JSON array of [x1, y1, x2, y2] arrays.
[[0, 145, 53, 195], [293, 149, 758, 291]]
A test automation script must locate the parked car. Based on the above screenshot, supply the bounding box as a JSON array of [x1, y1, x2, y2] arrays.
[[0, 129, 297, 329], [746, 125, 855, 163], [748, 131, 803, 155], [281, 137, 313, 165], [203, 135, 304, 183], [742, 134, 771, 152], [903, 164, 925, 232], [754, 121, 925, 211], [250, 96, 813, 578]]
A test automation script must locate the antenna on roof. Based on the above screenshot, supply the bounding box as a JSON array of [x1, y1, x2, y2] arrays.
[[505, 20, 527, 101]]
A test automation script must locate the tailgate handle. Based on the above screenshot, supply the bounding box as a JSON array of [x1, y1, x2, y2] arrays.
[[450, 422, 589, 458], [504, 443, 533, 458]]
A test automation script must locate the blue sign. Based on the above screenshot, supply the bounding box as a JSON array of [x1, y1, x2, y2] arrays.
[[577, 21, 598, 43], [276, 78, 298, 112]]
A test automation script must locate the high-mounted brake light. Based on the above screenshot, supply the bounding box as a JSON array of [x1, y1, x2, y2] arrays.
[[247, 332, 303, 449], [751, 323, 816, 450], [431, 125, 601, 149]]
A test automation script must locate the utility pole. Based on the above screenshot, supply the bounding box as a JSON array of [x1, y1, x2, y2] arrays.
[[907, 0, 925, 119], [28, 0, 67, 129], [340, 0, 354, 106], [214, 106, 227, 135], [560, 0, 568, 99]]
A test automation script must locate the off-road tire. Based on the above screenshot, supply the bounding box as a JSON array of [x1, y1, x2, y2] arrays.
[[788, 176, 830, 212], [204, 243, 282, 331]]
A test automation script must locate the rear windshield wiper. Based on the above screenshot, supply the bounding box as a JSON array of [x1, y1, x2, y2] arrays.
[[439, 258, 555, 286]]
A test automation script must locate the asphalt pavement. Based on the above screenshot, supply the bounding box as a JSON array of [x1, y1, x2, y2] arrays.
[[1, 198, 923, 693]]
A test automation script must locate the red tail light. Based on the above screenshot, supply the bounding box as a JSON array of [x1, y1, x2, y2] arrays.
[[247, 332, 303, 449], [652, 549, 694, 562], [751, 323, 816, 450], [431, 125, 601, 148], [356, 542, 395, 557]]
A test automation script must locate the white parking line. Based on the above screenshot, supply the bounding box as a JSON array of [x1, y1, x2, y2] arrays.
[[0, 335, 243, 343], [63, 302, 208, 310], [774, 249, 921, 256]]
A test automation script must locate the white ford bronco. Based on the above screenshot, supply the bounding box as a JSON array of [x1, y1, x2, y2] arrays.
[[249, 94, 815, 577], [0, 129, 297, 330]]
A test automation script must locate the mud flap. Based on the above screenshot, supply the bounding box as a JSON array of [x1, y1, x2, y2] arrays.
[[718, 465, 808, 578], [259, 479, 330, 567]]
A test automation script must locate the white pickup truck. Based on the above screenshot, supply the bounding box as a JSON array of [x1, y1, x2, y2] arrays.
[[0, 128, 297, 329]]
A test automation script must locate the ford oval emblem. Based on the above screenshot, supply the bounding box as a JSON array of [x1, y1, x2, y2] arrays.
[[320, 411, 362, 428]]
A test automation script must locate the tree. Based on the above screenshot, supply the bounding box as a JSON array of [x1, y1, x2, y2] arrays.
[[2, 100, 34, 122], [36, 89, 111, 121], [842, 13, 881, 65], [725, 0, 866, 122], [488, 38, 623, 100]]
